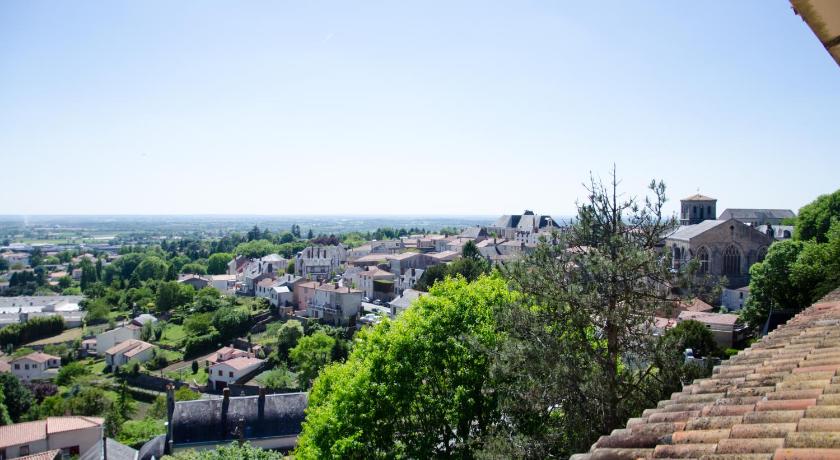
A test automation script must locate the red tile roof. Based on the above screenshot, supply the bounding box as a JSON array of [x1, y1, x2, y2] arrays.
[[573, 292, 840, 460], [11, 352, 60, 364], [0, 416, 103, 449], [12, 449, 61, 460]]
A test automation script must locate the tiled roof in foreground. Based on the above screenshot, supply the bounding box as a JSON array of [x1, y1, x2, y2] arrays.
[[573, 289, 840, 460]]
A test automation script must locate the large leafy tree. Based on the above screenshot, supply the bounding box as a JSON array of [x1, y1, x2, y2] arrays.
[[0, 374, 33, 422], [207, 253, 232, 275], [488, 173, 681, 457], [742, 220, 840, 329], [794, 188, 840, 243], [290, 331, 336, 389], [295, 276, 514, 459]]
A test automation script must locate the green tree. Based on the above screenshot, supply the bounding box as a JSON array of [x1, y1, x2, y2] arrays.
[[741, 222, 840, 331], [488, 174, 682, 457], [662, 319, 720, 358], [104, 403, 125, 438], [156, 281, 195, 312], [462, 239, 481, 259], [275, 320, 304, 361], [0, 374, 33, 422], [256, 365, 296, 390], [794, 188, 840, 243], [135, 256, 170, 281], [56, 361, 91, 385], [289, 331, 335, 389], [234, 240, 281, 259], [67, 387, 109, 416], [180, 262, 208, 275], [175, 386, 201, 401], [212, 307, 250, 339], [165, 442, 283, 460], [207, 253, 232, 275], [295, 276, 513, 459], [0, 386, 12, 425], [119, 418, 166, 448]]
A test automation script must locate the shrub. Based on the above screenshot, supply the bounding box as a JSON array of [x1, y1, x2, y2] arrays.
[[183, 330, 222, 358]]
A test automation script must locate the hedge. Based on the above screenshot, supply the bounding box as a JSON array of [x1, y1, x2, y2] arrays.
[[0, 315, 65, 348]]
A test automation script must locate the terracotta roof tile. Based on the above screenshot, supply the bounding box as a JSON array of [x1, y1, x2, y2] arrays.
[[577, 291, 840, 460]]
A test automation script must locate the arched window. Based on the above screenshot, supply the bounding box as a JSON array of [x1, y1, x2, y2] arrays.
[[697, 247, 709, 274], [723, 245, 741, 275], [757, 246, 768, 262], [672, 246, 682, 270]]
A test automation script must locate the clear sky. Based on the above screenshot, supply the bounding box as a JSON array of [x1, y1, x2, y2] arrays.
[[1, 1, 838, 216]]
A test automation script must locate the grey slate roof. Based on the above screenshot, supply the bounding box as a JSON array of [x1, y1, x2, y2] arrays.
[[171, 392, 308, 446], [138, 435, 166, 460], [718, 208, 796, 221], [80, 437, 139, 460], [665, 219, 727, 242], [459, 226, 487, 239]]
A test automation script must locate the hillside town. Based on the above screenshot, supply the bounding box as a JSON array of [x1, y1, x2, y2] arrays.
[[0, 191, 823, 459]]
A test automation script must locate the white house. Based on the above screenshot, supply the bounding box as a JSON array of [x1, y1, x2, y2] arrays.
[[95, 325, 141, 356], [0, 416, 104, 459], [207, 274, 237, 292], [208, 356, 264, 391], [10, 352, 61, 381], [105, 339, 155, 368], [270, 285, 294, 308]]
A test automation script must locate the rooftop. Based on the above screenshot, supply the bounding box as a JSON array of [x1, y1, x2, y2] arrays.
[[171, 392, 307, 446], [573, 290, 840, 460], [12, 351, 60, 364], [0, 416, 104, 449], [682, 193, 717, 201]]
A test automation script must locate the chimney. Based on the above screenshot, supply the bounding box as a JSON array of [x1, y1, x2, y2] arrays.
[[165, 384, 175, 452], [258, 387, 266, 420], [221, 387, 230, 439]]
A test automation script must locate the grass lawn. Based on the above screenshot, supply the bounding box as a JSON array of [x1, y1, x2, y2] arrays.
[[158, 348, 184, 363], [166, 365, 209, 385], [157, 323, 187, 347], [26, 327, 85, 346]]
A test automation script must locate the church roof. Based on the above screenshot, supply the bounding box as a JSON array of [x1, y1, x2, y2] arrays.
[[665, 220, 728, 242], [682, 193, 717, 202], [719, 208, 796, 221]]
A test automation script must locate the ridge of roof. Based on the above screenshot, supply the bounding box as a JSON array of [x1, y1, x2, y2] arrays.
[[683, 193, 717, 201], [572, 288, 840, 460]]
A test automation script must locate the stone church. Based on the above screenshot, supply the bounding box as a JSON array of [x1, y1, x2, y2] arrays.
[[665, 194, 773, 288]]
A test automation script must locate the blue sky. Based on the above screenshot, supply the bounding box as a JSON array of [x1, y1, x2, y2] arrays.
[[1, 1, 837, 216]]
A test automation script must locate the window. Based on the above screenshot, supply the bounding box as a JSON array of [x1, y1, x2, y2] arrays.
[[218, 370, 223, 376], [14, 364, 19, 370], [757, 246, 768, 262], [697, 247, 709, 275], [723, 245, 741, 276], [672, 247, 682, 270], [229, 371, 234, 378], [19, 446, 29, 456]]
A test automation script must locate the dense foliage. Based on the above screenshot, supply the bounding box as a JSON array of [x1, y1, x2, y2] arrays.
[[742, 188, 840, 329], [295, 276, 514, 459], [0, 315, 65, 348]]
